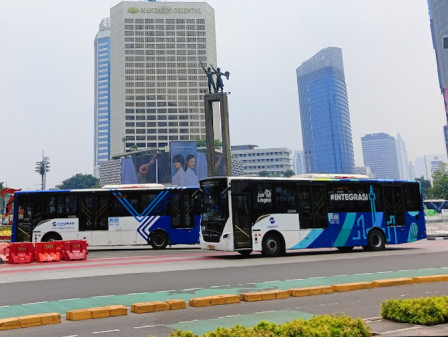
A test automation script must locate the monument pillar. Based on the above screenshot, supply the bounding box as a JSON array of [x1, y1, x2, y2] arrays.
[[204, 93, 231, 177]]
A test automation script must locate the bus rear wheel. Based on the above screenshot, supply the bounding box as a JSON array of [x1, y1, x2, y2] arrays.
[[363, 229, 386, 251], [262, 233, 284, 257], [41, 233, 62, 242], [150, 231, 169, 250]]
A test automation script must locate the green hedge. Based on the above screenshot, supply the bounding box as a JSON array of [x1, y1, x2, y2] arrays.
[[166, 314, 371, 337], [382, 296, 448, 326]]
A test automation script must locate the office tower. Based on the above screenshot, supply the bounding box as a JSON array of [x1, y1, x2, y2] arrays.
[[415, 153, 448, 183], [428, 0, 448, 154], [361, 133, 400, 179], [395, 133, 411, 180], [231, 145, 292, 176], [296, 47, 355, 174], [94, 18, 111, 177], [108, 1, 217, 157]]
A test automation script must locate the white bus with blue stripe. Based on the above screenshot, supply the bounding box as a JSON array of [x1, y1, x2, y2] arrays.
[[12, 184, 200, 249], [200, 175, 426, 257]]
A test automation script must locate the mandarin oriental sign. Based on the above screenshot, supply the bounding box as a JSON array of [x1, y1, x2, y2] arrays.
[[128, 7, 202, 14]]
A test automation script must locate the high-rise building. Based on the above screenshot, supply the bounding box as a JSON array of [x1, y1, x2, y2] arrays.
[[107, 1, 218, 158], [94, 18, 111, 177], [296, 47, 355, 174], [427, 0, 448, 154], [361, 133, 399, 180], [231, 145, 292, 176], [395, 133, 412, 180], [415, 153, 447, 183]]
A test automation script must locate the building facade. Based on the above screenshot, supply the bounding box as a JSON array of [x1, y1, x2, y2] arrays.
[[296, 47, 355, 174], [415, 153, 448, 184], [94, 18, 111, 177], [361, 133, 399, 180], [231, 145, 292, 176], [428, 0, 448, 154], [108, 1, 218, 158], [395, 133, 412, 180]]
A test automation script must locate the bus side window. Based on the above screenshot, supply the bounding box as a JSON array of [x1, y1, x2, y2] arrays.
[[312, 185, 328, 228], [298, 185, 313, 229], [403, 184, 421, 211], [275, 184, 297, 213]]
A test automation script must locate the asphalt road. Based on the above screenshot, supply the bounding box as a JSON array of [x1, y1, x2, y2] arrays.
[[1, 238, 448, 336]]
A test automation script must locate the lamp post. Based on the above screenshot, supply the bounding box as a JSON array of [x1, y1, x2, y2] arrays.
[[35, 154, 50, 190]]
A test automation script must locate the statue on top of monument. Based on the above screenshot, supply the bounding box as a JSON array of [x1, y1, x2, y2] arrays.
[[211, 65, 230, 93], [200, 61, 230, 93], [200, 61, 216, 94]]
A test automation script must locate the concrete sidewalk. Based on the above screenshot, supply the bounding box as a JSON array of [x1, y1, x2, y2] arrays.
[[367, 317, 448, 336]]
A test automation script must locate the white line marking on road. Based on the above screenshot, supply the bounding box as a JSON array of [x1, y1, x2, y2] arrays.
[[255, 311, 275, 314], [155, 290, 176, 293], [62, 335, 78, 337], [128, 292, 146, 295], [92, 329, 120, 334], [224, 315, 240, 318], [178, 320, 200, 324], [0, 306, 10, 308], [264, 280, 280, 283], [23, 301, 48, 305], [400, 294, 411, 297], [183, 288, 202, 291], [133, 325, 157, 329], [92, 295, 112, 298], [61, 298, 81, 301]]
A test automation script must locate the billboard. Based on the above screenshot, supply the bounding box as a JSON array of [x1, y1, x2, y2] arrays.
[[121, 152, 171, 184], [170, 141, 200, 187]]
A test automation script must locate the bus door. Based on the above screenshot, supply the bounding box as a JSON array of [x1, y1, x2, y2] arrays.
[[383, 185, 405, 227], [169, 191, 197, 244], [297, 184, 328, 242], [78, 194, 109, 245], [231, 192, 252, 250]]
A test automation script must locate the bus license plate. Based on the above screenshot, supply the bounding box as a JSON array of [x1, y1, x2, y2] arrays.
[[208, 245, 215, 250]]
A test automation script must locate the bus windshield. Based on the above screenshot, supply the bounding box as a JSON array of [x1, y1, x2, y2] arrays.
[[201, 179, 229, 222]]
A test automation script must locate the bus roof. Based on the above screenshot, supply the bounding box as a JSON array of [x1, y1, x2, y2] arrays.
[[201, 176, 417, 183], [14, 184, 197, 195]]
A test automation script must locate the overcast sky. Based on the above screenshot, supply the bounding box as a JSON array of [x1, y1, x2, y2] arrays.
[[0, 0, 445, 190]]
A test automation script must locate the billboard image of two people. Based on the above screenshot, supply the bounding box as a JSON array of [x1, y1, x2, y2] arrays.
[[170, 141, 199, 187]]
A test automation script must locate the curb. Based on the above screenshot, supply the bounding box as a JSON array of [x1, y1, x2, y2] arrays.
[[2, 275, 448, 331]]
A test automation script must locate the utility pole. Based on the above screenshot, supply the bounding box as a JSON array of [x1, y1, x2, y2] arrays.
[[35, 152, 50, 190]]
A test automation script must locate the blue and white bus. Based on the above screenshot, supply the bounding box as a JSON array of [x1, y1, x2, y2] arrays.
[[200, 175, 426, 257], [12, 184, 200, 249]]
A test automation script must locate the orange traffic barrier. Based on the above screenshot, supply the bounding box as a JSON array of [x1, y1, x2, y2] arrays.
[[0, 243, 10, 263], [8, 242, 34, 264], [34, 242, 62, 263], [61, 240, 88, 261]]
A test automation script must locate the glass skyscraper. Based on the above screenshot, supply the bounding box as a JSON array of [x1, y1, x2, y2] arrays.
[[296, 47, 355, 174], [94, 18, 111, 177], [428, 0, 448, 154]]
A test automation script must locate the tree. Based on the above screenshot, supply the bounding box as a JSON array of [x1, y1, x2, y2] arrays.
[[428, 163, 448, 199], [195, 138, 222, 149], [283, 169, 295, 178], [56, 174, 99, 190], [415, 176, 431, 200]]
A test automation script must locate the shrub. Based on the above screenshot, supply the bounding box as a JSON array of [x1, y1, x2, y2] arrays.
[[164, 314, 371, 337], [381, 296, 448, 326]]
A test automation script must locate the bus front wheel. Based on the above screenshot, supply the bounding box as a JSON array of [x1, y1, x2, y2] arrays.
[[41, 233, 62, 242], [363, 229, 386, 251], [150, 231, 169, 250], [262, 233, 284, 257]]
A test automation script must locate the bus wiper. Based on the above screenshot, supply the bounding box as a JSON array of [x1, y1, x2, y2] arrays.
[[220, 187, 230, 197]]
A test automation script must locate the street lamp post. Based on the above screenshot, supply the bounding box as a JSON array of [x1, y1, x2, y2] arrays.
[[35, 154, 50, 190]]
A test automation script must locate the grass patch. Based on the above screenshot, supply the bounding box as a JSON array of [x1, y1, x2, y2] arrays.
[[382, 296, 448, 326], [165, 314, 371, 337]]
